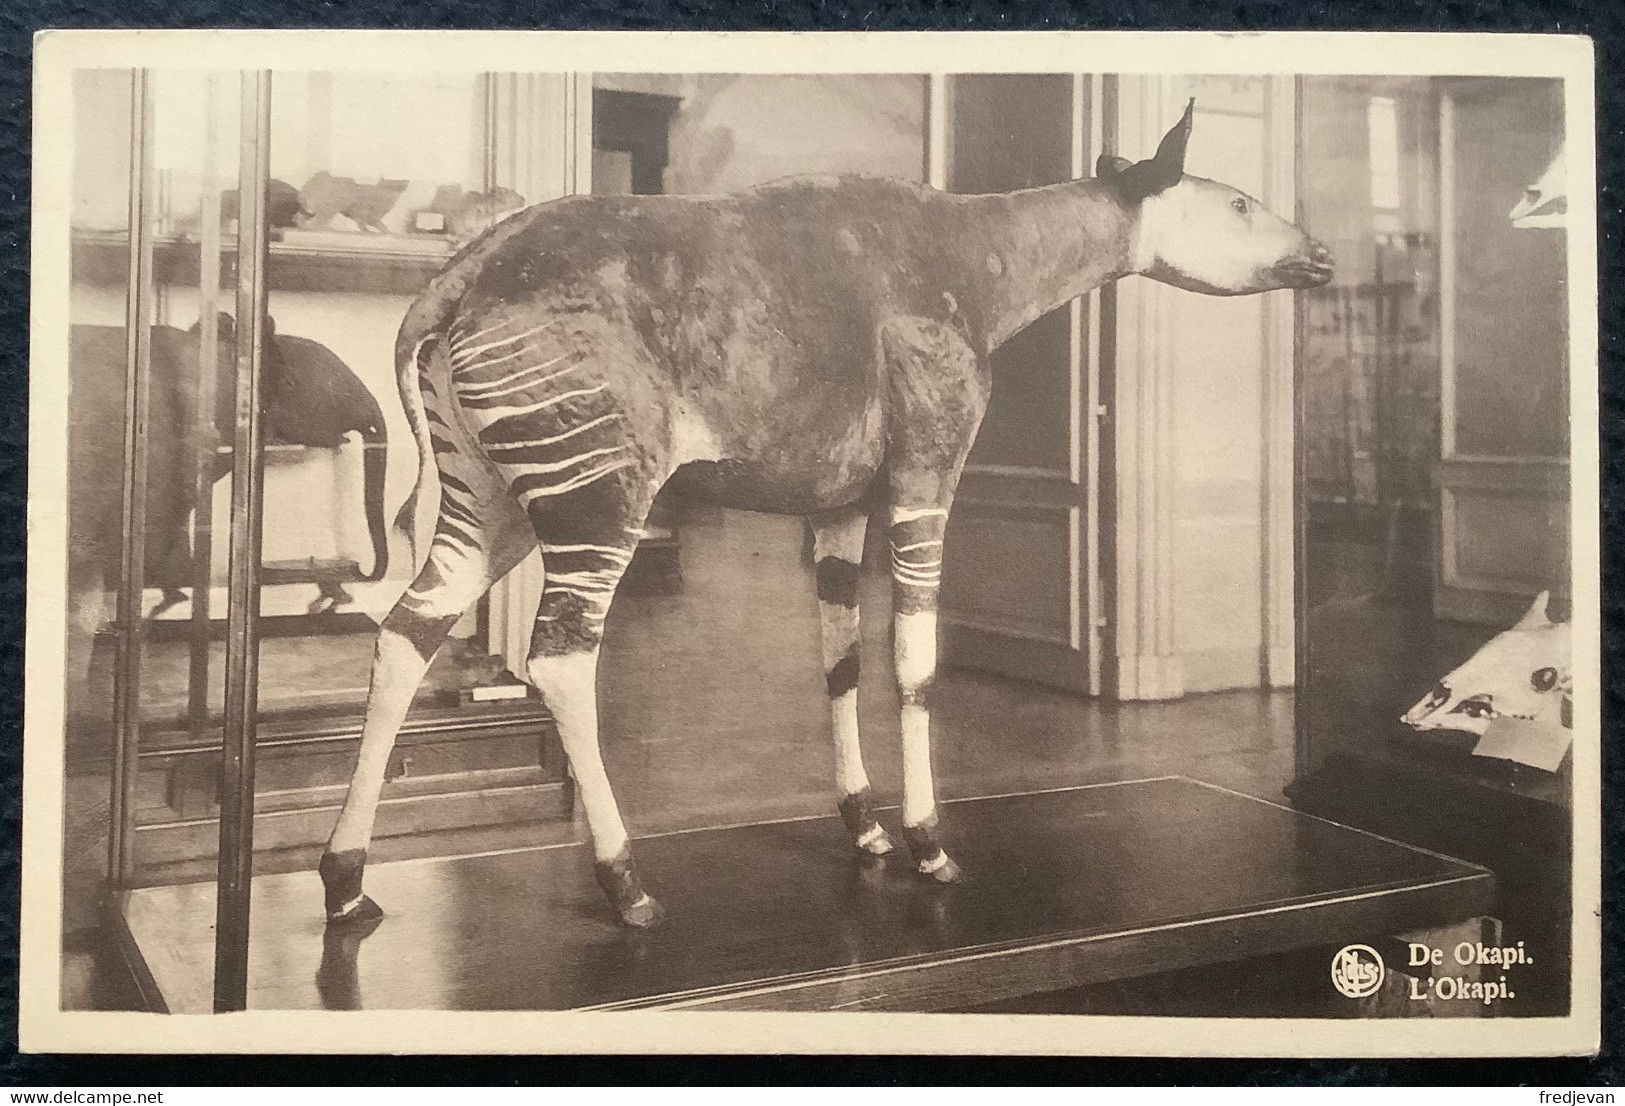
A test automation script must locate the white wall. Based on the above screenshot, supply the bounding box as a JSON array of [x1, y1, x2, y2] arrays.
[[595, 73, 927, 191], [1111, 75, 1296, 696], [1172, 83, 1273, 692]]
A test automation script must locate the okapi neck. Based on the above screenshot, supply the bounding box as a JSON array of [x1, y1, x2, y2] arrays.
[[955, 179, 1137, 351]]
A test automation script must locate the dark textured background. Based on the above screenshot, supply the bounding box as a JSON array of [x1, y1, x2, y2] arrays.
[[0, 3, 1618, 1085]]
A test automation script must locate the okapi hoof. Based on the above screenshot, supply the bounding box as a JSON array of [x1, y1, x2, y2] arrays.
[[595, 845, 664, 929], [619, 892, 666, 929], [326, 889, 383, 922], [838, 787, 894, 856], [318, 848, 382, 926], [917, 851, 964, 885], [326, 894, 384, 929], [856, 825, 896, 856], [901, 815, 963, 884]]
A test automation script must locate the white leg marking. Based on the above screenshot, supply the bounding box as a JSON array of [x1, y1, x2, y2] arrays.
[[528, 648, 629, 861], [515, 458, 632, 506], [895, 608, 939, 827], [830, 688, 869, 796], [892, 506, 949, 525], [541, 543, 634, 564], [448, 321, 557, 364], [448, 316, 535, 348], [456, 353, 579, 398], [891, 562, 943, 587], [481, 382, 609, 419], [503, 444, 625, 477], [328, 628, 437, 854]]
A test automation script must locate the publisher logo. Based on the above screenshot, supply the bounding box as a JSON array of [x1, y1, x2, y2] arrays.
[[1331, 944, 1385, 998]]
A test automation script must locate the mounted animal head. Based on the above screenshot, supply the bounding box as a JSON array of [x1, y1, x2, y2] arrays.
[[1400, 591, 1573, 737], [1097, 99, 1334, 296]]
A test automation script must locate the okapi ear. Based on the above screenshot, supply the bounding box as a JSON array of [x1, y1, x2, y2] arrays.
[[1153, 98, 1196, 174], [1096, 154, 1134, 179], [1110, 98, 1196, 203]]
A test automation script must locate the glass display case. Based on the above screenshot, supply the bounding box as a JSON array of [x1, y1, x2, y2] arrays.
[[66, 63, 1578, 1020], [1290, 74, 1572, 1015], [71, 69, 576, 1009]]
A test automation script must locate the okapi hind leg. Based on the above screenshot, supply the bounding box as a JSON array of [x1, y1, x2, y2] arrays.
[[320, 517, 530, 926], [522, 494, 661, 928], [889, 502, 963, 885], [810, 508, 893, 856]]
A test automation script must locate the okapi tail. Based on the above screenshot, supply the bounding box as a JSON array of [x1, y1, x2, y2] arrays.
[[356, 424, 391, 582], [388, 198, 548, 572], [389, 324, 444, 574]]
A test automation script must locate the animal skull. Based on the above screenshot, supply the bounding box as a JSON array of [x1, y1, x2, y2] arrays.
[[1509, 143, 1567, 229], [1401, 591, 1572, 737]]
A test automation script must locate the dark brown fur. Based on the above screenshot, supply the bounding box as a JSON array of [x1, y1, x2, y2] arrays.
[[407, 175, 1141, 528]]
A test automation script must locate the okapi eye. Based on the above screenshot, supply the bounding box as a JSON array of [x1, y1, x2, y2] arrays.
[[1231, 197, 1248, 214], [1452, 696, 1493, 720], [1532, 666, 1559, 692]]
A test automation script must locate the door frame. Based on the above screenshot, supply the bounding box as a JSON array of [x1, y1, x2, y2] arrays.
[[1108, 75, 1300, 701], [933, 72, 1108, 696]]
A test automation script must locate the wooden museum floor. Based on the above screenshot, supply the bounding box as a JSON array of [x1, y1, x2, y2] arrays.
[[62, 506, 1304, 1013]]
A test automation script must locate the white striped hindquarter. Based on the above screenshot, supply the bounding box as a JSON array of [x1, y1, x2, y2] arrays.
[[440, 313, 653, 636], [402, 335, 533, 607]]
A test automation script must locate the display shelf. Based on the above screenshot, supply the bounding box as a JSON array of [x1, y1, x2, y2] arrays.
[[117, 776, 1493, 1014], [72, 230, 453, 296]]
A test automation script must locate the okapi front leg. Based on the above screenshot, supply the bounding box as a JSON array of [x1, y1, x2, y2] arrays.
[[889, 504, 963, 884], [810, 509, 892, 856]]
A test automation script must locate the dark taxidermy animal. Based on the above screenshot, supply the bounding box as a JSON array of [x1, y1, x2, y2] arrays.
[[313, 100, 1337, 930], [220, 178, 309, 241], [67, 315, 390, 632]]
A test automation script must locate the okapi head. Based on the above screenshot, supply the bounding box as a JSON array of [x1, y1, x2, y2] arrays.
[[1401, 591, 1573, 737], [1098, 99, 1334, 296]]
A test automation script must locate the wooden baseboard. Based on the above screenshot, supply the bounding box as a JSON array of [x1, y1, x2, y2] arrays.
[[942, 621, 1090, 694]]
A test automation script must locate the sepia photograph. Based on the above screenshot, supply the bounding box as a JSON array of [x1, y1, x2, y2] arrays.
[[20, 30, 1599, 1055]]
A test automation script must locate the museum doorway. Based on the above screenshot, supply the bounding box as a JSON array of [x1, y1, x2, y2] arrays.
[[937, 74, 1106, 696]]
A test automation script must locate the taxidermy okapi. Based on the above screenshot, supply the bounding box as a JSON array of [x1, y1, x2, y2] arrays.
[[321, 101, 1334, 929]]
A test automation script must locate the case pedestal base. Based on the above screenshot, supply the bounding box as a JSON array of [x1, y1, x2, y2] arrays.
[[117, 776, 1492, 1014]]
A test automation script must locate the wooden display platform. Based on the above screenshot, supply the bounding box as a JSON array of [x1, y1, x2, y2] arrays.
[[117, 776, 1492, 1013]]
